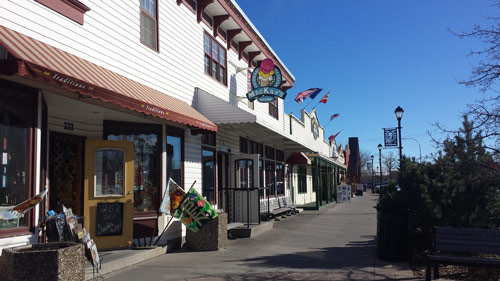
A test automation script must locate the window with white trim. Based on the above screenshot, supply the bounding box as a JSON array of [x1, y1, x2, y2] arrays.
[[204, 33, 227, 85], [140, 0, 158, 51]]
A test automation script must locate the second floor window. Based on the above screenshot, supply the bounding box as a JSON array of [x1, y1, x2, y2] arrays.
[[140, 0, 158, 51], [269, 99, 278, 119], [204, 33, 227, 85]]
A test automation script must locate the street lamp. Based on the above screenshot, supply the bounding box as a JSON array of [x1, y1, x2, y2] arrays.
[[371, 155, 374, 193], [394, 106, 404, 170], [378, 144, 382, 187]]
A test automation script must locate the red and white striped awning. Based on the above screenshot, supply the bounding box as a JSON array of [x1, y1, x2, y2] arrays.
[[0, 25, 217, 132]]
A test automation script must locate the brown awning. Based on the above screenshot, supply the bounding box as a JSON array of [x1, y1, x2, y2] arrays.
[[286, 152, 311, 165], [0, 25, 217, 132]]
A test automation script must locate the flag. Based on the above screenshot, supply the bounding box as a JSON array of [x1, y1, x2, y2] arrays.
[[319, 91, 330, 104], [308, 88, 323, 99], [10, 189, 48, 217], [173, 186, 218, 232], [159, 178, 186, 215], [330, 113, 340, 121], [328, 130, 342, 143], [294, 88, 322, 104]]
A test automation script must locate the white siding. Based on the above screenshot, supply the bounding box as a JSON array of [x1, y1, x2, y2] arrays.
[[292, 165, 315, 205], [184, 131, 202, 193]]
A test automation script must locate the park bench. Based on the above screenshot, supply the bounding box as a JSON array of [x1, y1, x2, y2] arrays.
[[260, 198, 291, 221], [426, 226, 500, 281], [280, 197, 298, 214]]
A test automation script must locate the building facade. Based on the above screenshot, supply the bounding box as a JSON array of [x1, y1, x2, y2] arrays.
[[0, 0, 345, 253]]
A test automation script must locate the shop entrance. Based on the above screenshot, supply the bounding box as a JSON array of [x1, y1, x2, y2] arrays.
[[48, 132, 84, 216], [227, 154, 260, 224], [83, 140, 134, 249]]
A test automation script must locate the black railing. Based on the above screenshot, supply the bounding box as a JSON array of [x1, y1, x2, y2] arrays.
[[223, 187, 262, 227]]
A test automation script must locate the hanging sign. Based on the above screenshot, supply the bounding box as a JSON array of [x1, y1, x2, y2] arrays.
[[384, 128, 398, 147], [246, 58, 287, 103]]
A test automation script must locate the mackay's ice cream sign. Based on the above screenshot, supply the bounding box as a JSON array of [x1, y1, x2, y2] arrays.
[[246, 58, 287, 103]]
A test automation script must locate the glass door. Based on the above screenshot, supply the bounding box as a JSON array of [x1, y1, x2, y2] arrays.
[[229, 154, 259, 224], [84, 140, 134, 249]]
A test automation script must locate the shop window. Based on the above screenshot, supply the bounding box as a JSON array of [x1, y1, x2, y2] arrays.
[[269, 99, 278, 119], [204, 33, 227, 85], [202, 147, 215, 203], [140, 0, 158, 51], [265, 145, 275, 160], [265, 161, 275, 197], [297, 166, 307, 194], [0, 80, 37, 232], [249, 140, 262, 156], [276, 149, 284, 162], [239, 137, 248, 153], [202, 132, 216, 146], [276, 163, 284, 196], [35, 0, 90, 25], [104, 121, 162, 213], [166, 130, 183, 186]]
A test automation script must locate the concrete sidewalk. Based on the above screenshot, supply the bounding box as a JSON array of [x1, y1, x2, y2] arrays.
[[102, 192, 421, 281]]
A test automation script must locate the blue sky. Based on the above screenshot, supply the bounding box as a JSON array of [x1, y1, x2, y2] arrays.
[[237, 0, 497, 162]]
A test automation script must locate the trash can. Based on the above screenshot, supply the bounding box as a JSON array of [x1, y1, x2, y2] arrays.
[[0, 242, 85, 281], [356, 184, 364, 196], [375, 207, 409, 262]]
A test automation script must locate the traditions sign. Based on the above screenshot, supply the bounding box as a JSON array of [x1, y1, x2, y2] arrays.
[[246, 58, 287, 103]]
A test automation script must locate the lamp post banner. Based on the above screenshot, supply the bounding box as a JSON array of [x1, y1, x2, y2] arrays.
[[383, 128, 398, 147]]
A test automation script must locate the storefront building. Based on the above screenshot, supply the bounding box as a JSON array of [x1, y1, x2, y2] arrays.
[[286, 110, 346, 210], [0, 0, 220, 252], [0, 0, 346, 253]]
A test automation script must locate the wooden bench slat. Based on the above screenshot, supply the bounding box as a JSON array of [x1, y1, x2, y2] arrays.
[[435, 244, 500, 254], [435, 241, 500, 250], [428, 254, 500, 266], [436, 227, 500, 238], [436, 237, 500, 247], [427, 227, 500, 281], [437, 233, 500, 243]]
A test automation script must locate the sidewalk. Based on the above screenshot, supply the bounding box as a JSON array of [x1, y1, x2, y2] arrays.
[[101, 192, 421, 281]]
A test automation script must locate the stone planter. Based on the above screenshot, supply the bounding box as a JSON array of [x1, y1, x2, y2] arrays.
[[0, 242, 85, 281], [185, 212, 227, 251]]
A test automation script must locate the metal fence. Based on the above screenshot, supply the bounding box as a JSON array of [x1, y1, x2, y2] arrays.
[[224, 187, 261, 227]]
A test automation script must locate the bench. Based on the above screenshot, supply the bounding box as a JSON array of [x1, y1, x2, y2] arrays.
[[280, 197, 298, 214], [259, 198, 291, 221], [426, 226, 500, 281]]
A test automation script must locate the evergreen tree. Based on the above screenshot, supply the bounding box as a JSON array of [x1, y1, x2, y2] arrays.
[[434, 116, 500, 228]]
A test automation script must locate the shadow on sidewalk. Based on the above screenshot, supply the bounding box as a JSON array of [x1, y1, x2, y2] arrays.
[[224, 238, 417, 280], [237, 237, 412, 268], [239, 239, 376, 270]]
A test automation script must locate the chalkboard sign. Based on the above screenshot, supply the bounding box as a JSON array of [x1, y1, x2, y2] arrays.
[[96, 202, 123, 236]]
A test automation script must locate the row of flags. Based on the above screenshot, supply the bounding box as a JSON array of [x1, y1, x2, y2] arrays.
[[294, 88, 329, 104], [293, 88, 341, 144]]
